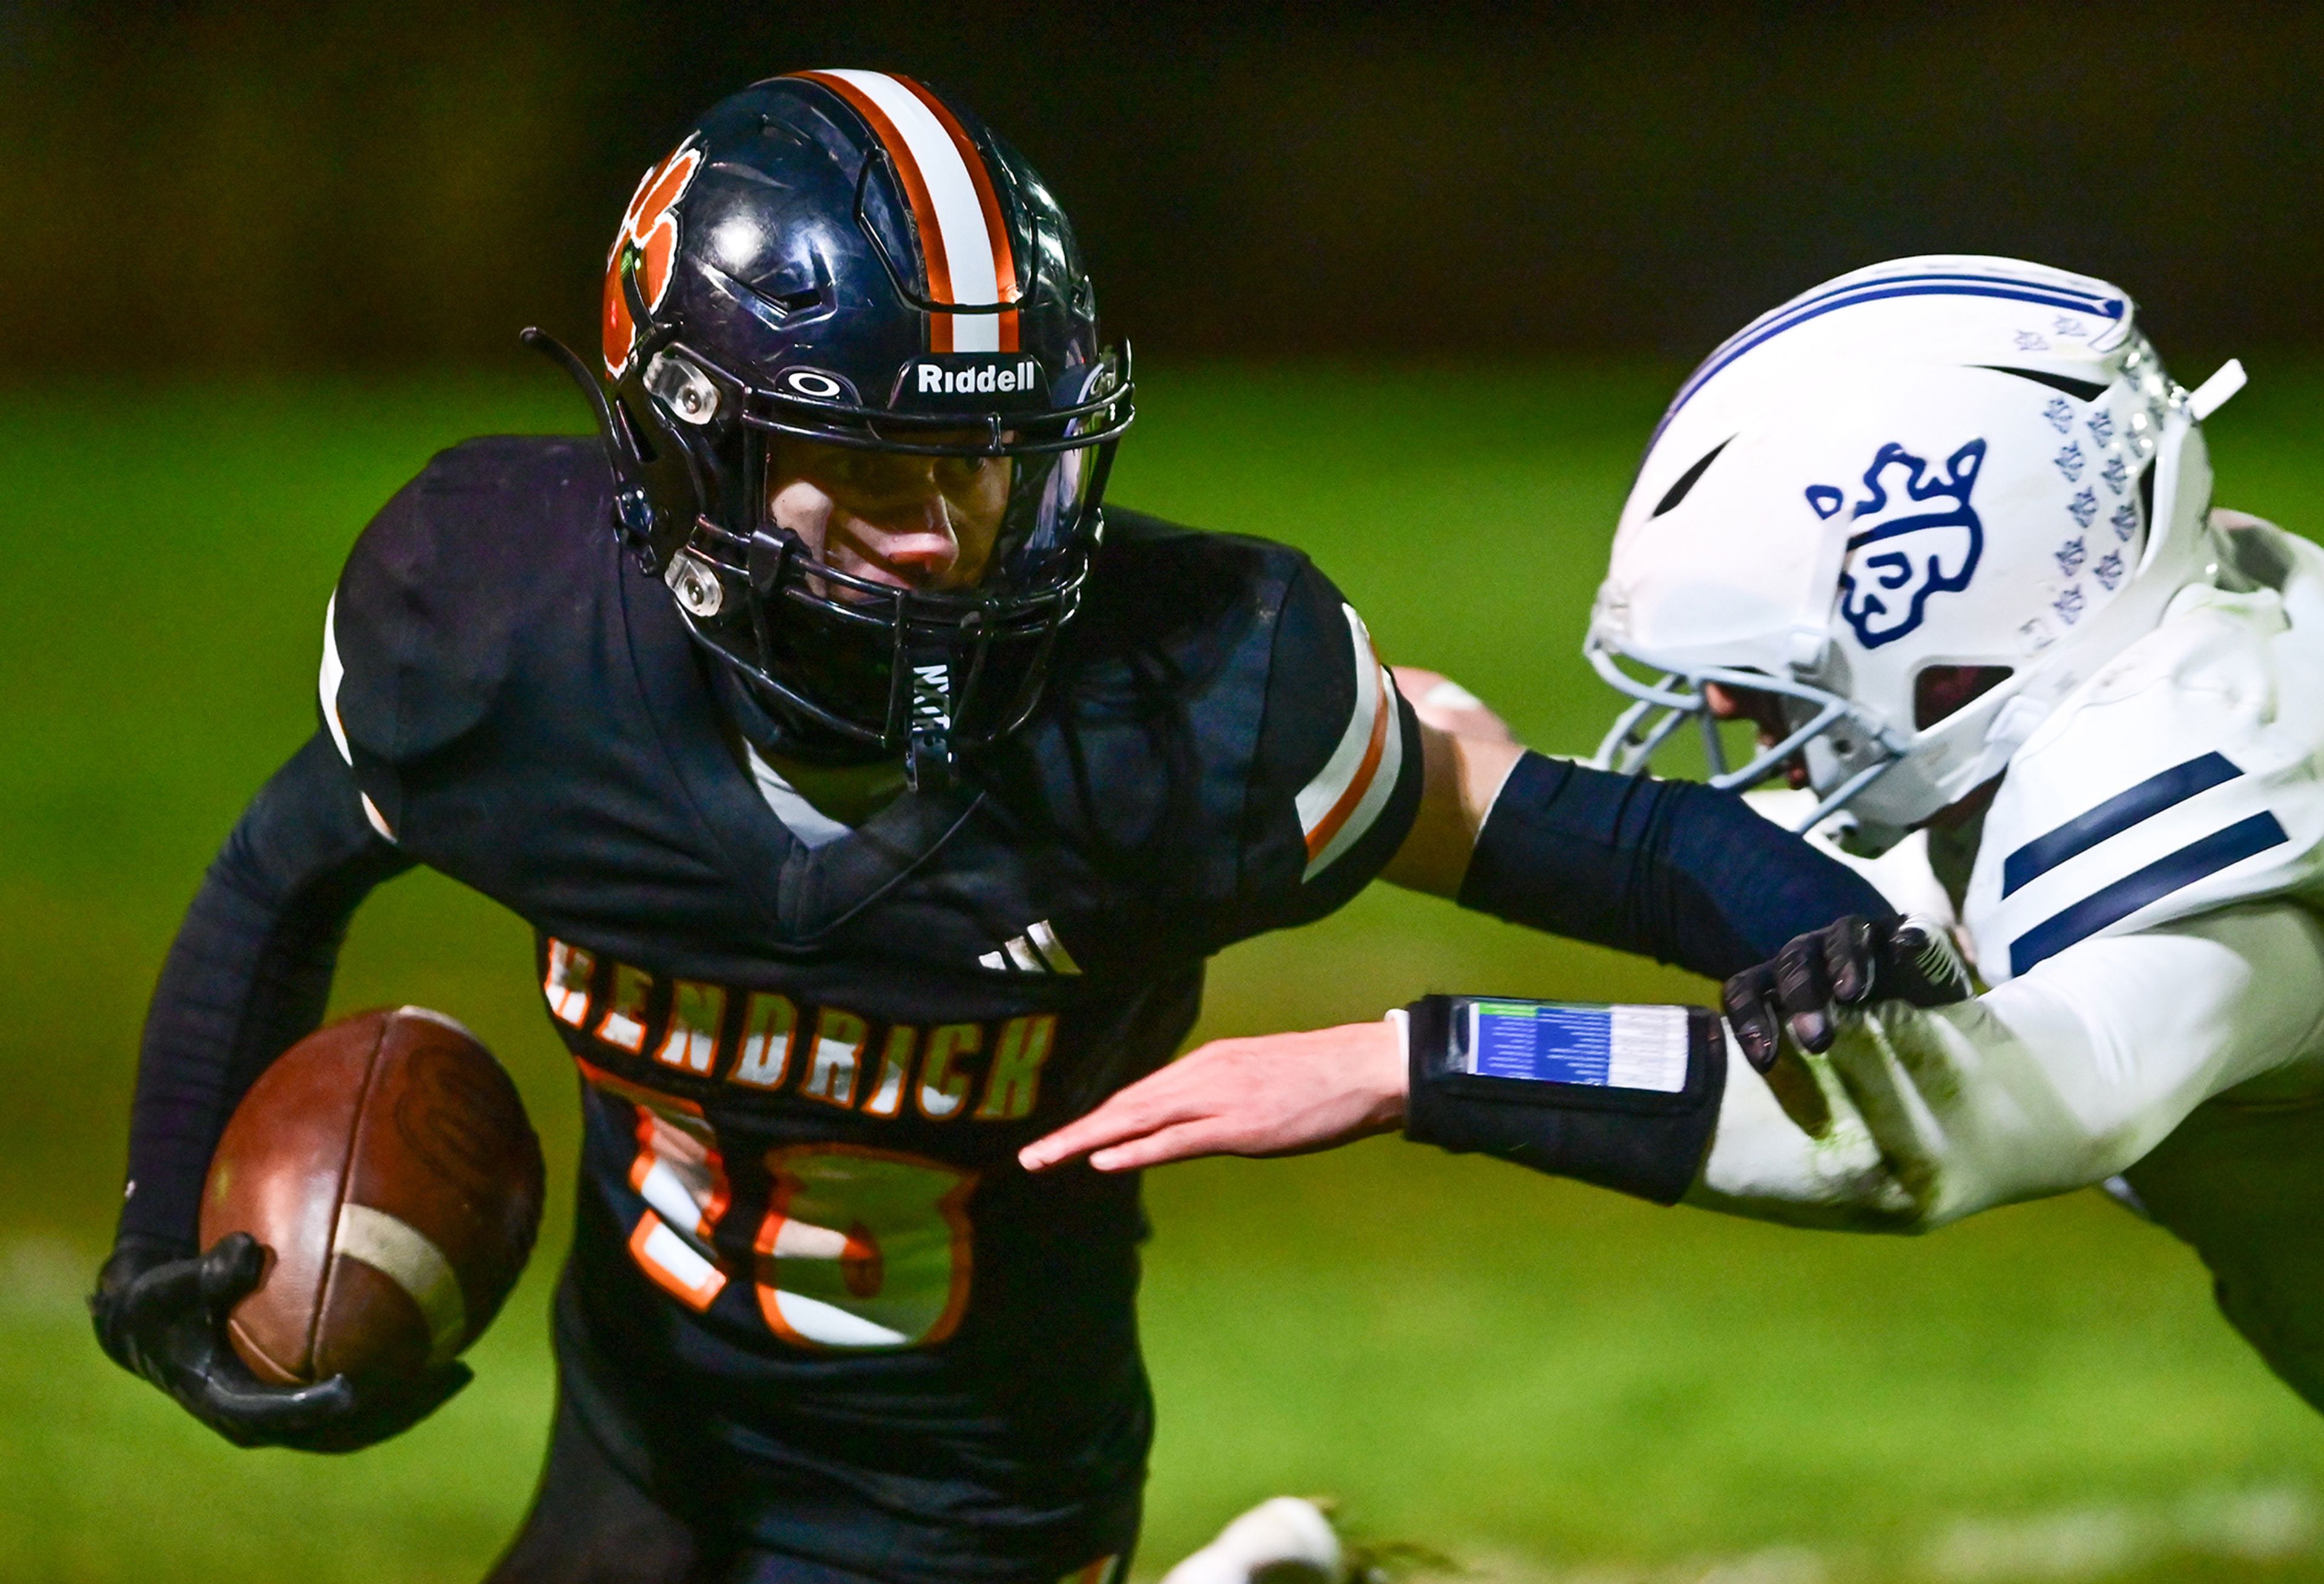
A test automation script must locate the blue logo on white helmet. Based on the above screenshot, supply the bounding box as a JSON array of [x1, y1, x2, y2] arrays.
[[1816, 438, 1988, 649]]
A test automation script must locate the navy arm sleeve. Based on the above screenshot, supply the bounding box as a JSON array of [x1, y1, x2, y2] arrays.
[[1457, 752, 1891, 983], [117, 731, 413, 1250]]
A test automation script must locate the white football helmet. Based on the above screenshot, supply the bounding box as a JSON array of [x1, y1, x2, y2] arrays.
[[1587, 254, 2247, 850]]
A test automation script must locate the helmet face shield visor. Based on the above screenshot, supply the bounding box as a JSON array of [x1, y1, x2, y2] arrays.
[[740, 367, 1134, 459]]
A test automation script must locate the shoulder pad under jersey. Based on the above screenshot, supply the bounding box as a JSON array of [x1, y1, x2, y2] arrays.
[[318, 435, 611, 833], [1966, 516, 2324, 982], [1038, 511, 1422, 940], [1240, 547, 1423, 923]]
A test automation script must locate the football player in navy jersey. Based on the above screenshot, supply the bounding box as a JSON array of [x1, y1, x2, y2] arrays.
[[88, 73, 1891, 1584]]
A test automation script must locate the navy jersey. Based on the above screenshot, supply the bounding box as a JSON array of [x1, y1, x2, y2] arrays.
[[310, 436, 1422, 1576]]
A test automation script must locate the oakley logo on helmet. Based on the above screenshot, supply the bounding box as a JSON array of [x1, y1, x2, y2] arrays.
[[895, 354, 1047, 412], [779, 369, 853, 402], [602, 137, 705, 376], [1824, 438, 1989, 650]]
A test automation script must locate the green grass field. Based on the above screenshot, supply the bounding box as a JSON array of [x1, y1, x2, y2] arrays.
[[5, 363, 2324, 1582]]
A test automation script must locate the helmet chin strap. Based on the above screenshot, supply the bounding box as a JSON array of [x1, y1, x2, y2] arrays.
[[904, 652, 956, 792], [520, 327, 665, 570], [726, 651, 953, 790]]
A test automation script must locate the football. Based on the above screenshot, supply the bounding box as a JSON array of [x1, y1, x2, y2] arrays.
[[199, 1007, 545, 1385]]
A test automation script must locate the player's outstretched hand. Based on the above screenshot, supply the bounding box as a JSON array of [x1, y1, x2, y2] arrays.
[[90, 1232, 471, 1453], [1722, 912, 1972, 1071], [1020, 1020, 1408, 1173]]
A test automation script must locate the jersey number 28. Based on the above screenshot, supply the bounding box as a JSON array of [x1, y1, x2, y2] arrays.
[[600, 1070, 979, 1352]]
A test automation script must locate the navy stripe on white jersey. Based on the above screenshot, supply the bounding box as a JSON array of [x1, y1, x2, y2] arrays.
[[2010, 811, 2289, 974], [1993, 750, 2293, 976], [2001, 751, 2244, 897]]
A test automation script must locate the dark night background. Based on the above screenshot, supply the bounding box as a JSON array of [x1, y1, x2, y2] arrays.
[[7, 1, 2323, 375], [15, 9, 2324, 1576]]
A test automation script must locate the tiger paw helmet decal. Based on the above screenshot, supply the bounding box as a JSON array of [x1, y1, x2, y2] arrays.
[[1820, 438, 1989, 649], [603, 137, 705, 376]]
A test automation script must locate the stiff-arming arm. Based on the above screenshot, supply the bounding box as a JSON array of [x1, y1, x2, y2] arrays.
[[1022, 700, 1892, 1176], [1695, 901, 2324, 1231], [1433, 751, 1893, 978]]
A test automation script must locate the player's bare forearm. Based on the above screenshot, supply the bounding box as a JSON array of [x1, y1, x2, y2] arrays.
[[1380, 721, 1523, 896], [1019, 671, 1502, 1176], [1390, 665, 1515, 744], [1019, 1020, 1407, 1172]]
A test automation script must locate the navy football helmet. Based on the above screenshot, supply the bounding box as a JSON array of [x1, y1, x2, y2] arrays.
[[529, 70, 1132, 785]]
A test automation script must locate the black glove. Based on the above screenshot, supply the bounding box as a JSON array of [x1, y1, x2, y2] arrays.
[[89, 1232, 471, 1453], [1722, 913, 1973, 1072]]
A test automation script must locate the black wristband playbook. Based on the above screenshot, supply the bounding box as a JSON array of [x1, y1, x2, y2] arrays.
[[1401, 994, 1726, 1205]]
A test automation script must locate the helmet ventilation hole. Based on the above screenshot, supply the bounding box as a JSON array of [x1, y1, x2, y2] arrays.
[[1975, 366, 2110, 402], [1913, 665, 2012, 729], [1652, 437, 1732, 518]]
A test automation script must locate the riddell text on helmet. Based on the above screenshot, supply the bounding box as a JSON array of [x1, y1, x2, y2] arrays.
[[901, 355, 1046, 407]]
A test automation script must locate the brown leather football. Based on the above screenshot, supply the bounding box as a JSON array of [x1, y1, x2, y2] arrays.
[[199, 1007, 545, 1384]]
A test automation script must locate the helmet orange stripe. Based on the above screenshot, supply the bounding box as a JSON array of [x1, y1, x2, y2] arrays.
[[892, 73, 1022, 353], [792, 70, 961, 351]]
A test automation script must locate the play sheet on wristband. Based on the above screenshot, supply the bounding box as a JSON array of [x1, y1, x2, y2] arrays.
[[1464, 1001, 1689, 1093]]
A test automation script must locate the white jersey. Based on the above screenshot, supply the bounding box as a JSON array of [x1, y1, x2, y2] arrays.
[[1700, 513, 2324, 1409], [1966, 513, 2324, 984]]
